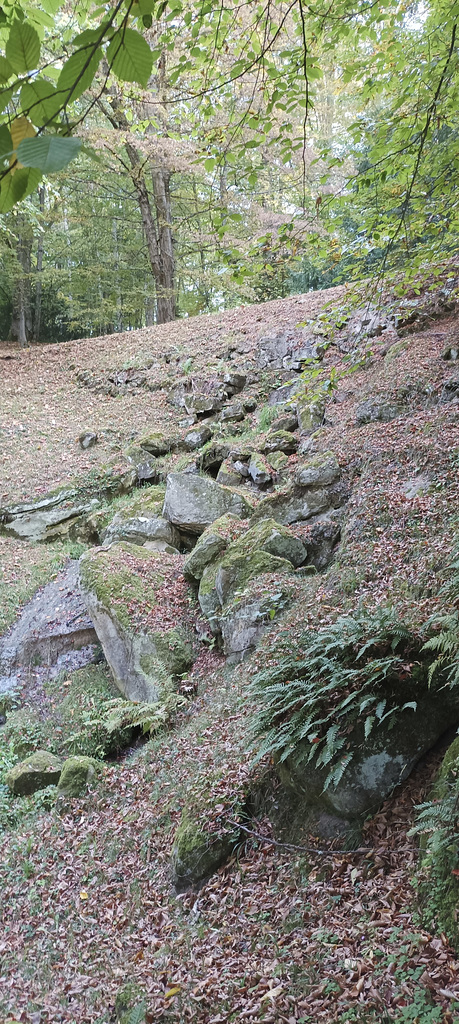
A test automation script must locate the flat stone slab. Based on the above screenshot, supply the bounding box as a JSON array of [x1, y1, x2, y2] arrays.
[[0, 560, 97, 680]]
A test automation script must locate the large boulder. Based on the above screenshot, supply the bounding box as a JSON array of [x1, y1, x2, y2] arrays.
[[79, 544, 194, 702], [103, 514, 180, 550], [294, 452, 340, 488], [197, 520, 300, 633], [162, 473, 253, 535], [252, 484, 333, 526], [6, 750, 62, 795]]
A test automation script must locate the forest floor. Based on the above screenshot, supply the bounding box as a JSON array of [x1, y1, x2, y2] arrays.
[[1, 285, 459, 1022]]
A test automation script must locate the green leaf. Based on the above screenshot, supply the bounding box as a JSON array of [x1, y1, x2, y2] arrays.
[[0, 124, 12, 161], [0, 166, 42, 213], [20, 80, 61, 126], [57, 47, 102, 104], [0, 56, 13, 85], [106, 28, 153, 87], [16, 135, 82, 172], [5, 21, 41, 74], [41, 0, 63, 12]]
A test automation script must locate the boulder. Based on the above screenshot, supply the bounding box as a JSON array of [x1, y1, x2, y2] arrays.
[[103, 514, 180, 549], [300, 510, 343, 569], [262, 430, 298, 455], [125, 446, 159, 483], [248, 453, 272, 487], [295, 452, 340, 489], [57, 755, 101, 797], [243, 396, 257, 412], [171, 792, 244, 890], [0, 490, 96, 542], [198, 535, 295, 634], [216, 458, 244, 487], [295, 395, 325, 434], [356, 399, 401, 425], [272, 412, 298, 432], [184, 394, 222, 417], [223, 371, 246, 391], [183, 514, 242, 583], [221, 579, 295, 662], [162, 473, 253, 535], [440, 376, 459, 403], [183, 425, 212, 451], [239, 517, 307, 567], [79, 544, 194, 702], [252, 485, 334, 526], [267, 451, 288, 472], [79, 431, 98, 449], [220, 402, 245, 423], [0, 560, 96, 679], [137, 431, 180, 456], [6, 750, 62, 796]]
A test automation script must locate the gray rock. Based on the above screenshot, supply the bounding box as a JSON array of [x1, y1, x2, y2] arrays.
[[0, 560, 96, 681], [262, 430, 298, 455], [243, 397, 257, 412], [223, 371, 246, 390], [440, 376, 459, 403], [79, 432, 98, 450], [125, 447, 159, 483], [252, 485, 333, 526], [442, 345, 459, 361], [272, 412, 298, 432], [220, 402, 244, 423], [267, 451, 288, 472], [103, 513, 180, 549], [183, 532, 228, 583], [221, 583, 294, 662], [163, 473, 252, 535], [216, 458, 243, 487], [137, 431, 180, 456], [80, 544, 194, 702], [6, 750, 62, 796], [184, 426, 212, 451], [295, 395, 325, 434], [295, 452, 340, 488], [300, 510, 343, 569], [356, 399, 400, 425], [0, 490, 95, 542], [199, 549, 293, 634], [248, 453, 272, 487], [184, 395, 222, 417]]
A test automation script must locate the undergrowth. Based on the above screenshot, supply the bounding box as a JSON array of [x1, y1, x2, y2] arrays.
[[250, 604, 428, 788]]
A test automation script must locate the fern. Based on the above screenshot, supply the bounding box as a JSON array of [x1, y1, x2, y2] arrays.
[[104, 693, 187, 737], [250, 605, 424, 789], [422, 538, 459, 688], [127, 1002, 147, 1024]]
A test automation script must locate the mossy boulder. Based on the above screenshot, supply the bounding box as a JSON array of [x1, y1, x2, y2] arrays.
[[137, 431, 182, 456], [262, 430, 298, 455], [199, 544, 294, 634], [162, 472, 253, 535], [6, 750, 62, 796], [295, 451, 340, 488], [221, 576, 296, 661], [79, 544, 194, 702], [171, 803, 241, 890], [248, 452, 272, 487], [295, 395, 325, 434], [57, 755, 102, 797], [252, 483, 333, 526]]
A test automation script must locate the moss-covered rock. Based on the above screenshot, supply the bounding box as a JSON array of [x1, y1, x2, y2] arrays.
[[294, 451, 340, 488], [79, 544, 194, 702], [6, 750, 62, 796], [295, 395, 325, 434], [262, 430, 298, 455], [171, 803, 241, 890], [137, 431, 182, 456], [199, 546, 294, 634], [162, 472, 253, 535], [57, 755, 102, 797]]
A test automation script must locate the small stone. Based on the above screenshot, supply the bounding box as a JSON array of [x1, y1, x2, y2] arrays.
[[243, 397, 257, 412], [442, 345, 459, 361], [79, 432, 98, 450], [216, 458, 243, 487], [233, 459, 249, 477]]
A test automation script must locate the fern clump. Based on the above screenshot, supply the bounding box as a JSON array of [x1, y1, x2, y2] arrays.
[[103, 693, 187, 737], [250, 605, 426, 789], [422, 542, 459, 690]]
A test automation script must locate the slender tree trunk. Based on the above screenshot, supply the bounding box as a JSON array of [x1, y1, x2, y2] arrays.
[[33, 186, 45, 343], [10, 215, 33, 347]]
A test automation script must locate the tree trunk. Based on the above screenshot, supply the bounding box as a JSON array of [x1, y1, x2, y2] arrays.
[[10, 215, 33, 347], [33, 186, 45, 343]]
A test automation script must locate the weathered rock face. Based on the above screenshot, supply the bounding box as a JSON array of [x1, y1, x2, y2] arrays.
[[356, 399, 401, 425], [103, 514, 180, 550], [0, 560, 97, 689], [57, 755, 101, 797], [221, 579, 295, 661], [281, 689, 457, 829], [163, 473, 253, 535], [79, 544, 194, 702], [197, 519, 302, 635], [252, 484, 334, 526], [183, 425, 212, 450], [295, 395, 325, 434], [6, 750, 62, 796]]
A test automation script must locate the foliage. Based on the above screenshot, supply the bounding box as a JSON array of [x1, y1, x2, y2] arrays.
[[250, 605, 425, 788], [102, 693, 187, 738], [422, 540, 459, 689]]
